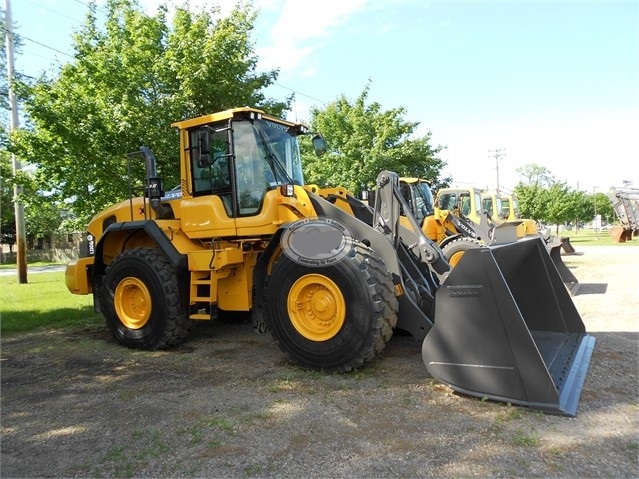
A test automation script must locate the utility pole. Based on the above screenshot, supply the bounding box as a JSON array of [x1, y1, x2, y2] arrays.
[[4, 0, 28, 283], [488, 148, 506, 194]]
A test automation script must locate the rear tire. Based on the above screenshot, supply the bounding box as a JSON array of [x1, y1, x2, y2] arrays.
[[441, 237, 485, 267], [264, 243, 398, 372], [98, 248, 191, 349]]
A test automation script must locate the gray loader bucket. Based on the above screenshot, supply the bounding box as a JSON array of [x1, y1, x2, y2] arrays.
[[422, 237, 595, 416]]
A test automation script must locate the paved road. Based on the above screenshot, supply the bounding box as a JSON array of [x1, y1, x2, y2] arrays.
[[0, 265, 66, 276]]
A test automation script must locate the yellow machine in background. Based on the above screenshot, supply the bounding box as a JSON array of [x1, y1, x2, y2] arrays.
[[481, 191, 540, 237], [65, 107, 594, 415], [438, 186, 579, 292]]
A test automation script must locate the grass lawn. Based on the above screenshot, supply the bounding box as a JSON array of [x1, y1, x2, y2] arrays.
[[0, 261, 66, 270], [555, 228, 639, 247], [0, 271, 102, 335]]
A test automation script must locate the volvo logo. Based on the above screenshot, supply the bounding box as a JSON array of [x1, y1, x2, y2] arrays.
[[447, 285, 483, 297]]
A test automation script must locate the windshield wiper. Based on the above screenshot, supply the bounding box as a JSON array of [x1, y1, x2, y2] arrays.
[[253, 125, 294, 185]]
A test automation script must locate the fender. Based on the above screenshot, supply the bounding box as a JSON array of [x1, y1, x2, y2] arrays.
[[93, 220, 187, 276]]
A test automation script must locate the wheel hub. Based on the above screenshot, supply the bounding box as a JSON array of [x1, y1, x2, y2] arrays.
[[114, 277, 152, 329], [288, 274, 346, 341]]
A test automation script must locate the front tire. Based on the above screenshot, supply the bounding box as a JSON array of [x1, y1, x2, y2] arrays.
[[98, 248, 191, 349], [264, 243, 398, 372], [441, 237, 485, 267]]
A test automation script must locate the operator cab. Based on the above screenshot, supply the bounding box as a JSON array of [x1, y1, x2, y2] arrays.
[[181, 108, 310, 217], [400, 179, 435, 224], [437, 189, 482, 221]]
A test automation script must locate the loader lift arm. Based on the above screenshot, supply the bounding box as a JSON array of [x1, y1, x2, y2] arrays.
[[373, 171, 451, 281]]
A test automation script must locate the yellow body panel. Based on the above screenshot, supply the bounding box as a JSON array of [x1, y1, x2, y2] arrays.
[[216, 253, 255, 310], [180, 196, 236, 237], [65, 257, 94, 295]]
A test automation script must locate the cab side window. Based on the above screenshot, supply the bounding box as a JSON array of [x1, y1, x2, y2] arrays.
[[439, 193, 457, 211], [187, 128, 234, 215], [460, 195, 471, 216]]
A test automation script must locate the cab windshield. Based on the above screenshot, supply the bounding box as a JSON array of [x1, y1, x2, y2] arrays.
[[413, 181, 435, 217], [232, 119, 305, 215], [500, 197, 511, 219], [234, 119, 305, 187]]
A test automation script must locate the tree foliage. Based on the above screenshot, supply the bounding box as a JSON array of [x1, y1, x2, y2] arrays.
[[515, 163, 555, 187], [12, 0, 288, 224], [23, 198, 65, 248], [300, 84, 449, 195], [513, 164, 615, 231], [1, 152, 16, 249], [543, 182, 577, 232]]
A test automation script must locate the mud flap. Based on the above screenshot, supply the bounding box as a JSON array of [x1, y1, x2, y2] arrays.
[[422, 238, 595, 416]]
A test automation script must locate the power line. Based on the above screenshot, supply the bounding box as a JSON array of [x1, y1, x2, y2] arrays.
[[23, 0, 84, 23], [273, 82, 328, 105], [6, 6, 330, 116], [0, 24, 74, 59], [20, 34, 74, 58], [71, 0, 109, 15]]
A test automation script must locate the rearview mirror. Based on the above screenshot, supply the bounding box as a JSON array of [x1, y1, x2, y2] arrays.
[[312, 135, 327, 157]]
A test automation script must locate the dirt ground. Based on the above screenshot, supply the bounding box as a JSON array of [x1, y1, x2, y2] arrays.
[[1, 245, 638, 478]]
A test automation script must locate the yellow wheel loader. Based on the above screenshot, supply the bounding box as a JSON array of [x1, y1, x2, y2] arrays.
[[481, 190, 578, 293], [65, 107, 595, 416], [421, 185, 579, 295], [485, 191, 576, 255]]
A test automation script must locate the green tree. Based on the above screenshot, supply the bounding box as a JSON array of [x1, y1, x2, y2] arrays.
[[13, 0, 288, 225], [23, 197, 65, 249], [569, 189, 591, 230], [513, 182, 547, 221], [1, 152, 16, 250], [301, 84, 448, 195], [516, 163, 556, 187], [544, 185, 583, 233], [591, 191, 615, 225]]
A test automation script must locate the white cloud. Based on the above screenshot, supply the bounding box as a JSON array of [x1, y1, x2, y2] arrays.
[[137, 0, 367, 77], [256, 0, 368, 74]]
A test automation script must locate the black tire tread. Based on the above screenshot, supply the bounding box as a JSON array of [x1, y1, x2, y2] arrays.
[[98, 248, 191, 349], [441, 237, 485, 262], [265, 243, 398, 372]]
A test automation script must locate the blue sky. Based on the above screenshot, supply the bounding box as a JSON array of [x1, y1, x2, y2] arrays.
[[9, 0, 639, 193]]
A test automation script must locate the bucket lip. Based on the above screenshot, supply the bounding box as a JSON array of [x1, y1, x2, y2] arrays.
[[425, 334, 596, 417], [555, 334, 597, 416]]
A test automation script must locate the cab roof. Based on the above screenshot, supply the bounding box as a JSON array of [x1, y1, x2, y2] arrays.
[[171, 107, 302, 131]]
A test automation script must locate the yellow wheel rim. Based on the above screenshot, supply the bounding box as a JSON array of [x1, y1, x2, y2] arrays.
[[448, 250, 465, 268], [114, 277, 152, 329], [288, 274, 346, 342]]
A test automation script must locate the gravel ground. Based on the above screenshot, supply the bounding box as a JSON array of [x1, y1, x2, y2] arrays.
[[1, 244, 638, 478]]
